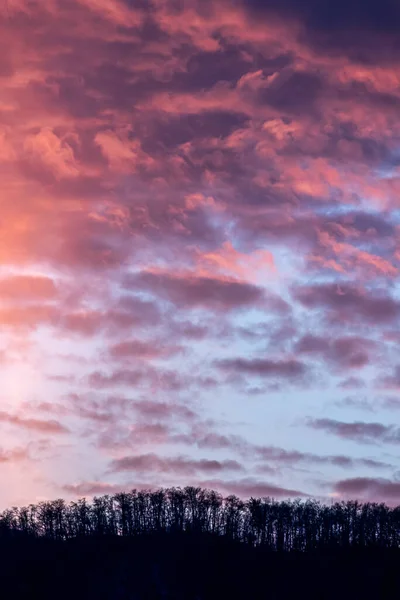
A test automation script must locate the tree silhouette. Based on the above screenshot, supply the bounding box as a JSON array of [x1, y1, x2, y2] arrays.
[[0, 488, 399, 599], [0, 486, 399, 551]]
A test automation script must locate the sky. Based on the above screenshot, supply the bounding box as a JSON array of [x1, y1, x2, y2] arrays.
[[1, 0, 400, 509]]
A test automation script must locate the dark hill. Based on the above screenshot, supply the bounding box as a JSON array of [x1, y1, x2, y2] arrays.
[[0, 533, 399, 599], [0, 487, 399, 598]]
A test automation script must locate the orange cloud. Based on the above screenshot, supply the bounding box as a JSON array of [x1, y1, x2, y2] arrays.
[[311, 230, 398, 278], [199, 241, 276, 283], [95, 130, 154, 173], [0, 275, 57, 302], [23, 128, 80, 179]]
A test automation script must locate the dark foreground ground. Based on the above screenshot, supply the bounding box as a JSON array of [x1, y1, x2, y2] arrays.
[[1, 533, 400, 599]]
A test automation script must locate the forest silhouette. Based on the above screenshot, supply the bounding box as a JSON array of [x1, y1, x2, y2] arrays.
[[0, 486, 400, 598]]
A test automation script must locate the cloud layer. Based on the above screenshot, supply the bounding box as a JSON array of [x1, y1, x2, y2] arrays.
[[0, 0, 399, 507]]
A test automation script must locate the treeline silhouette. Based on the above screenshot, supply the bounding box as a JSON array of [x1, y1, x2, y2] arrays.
[[1, 486, 400, 550], [1, 488, 400, 599]]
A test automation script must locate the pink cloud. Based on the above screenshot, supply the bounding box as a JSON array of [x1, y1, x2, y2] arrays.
[[89, 369, 145, 388], [309, 230, 398, 279], [0, 275, 57, 301], [94, 129, 154, 174], [109, 453, 244, 476], [181, 428, 391, 470], [58, 298, 162, 337], [88, 366, 219, 395], [0, 411, 69, 434], [0, 305, 58, 331], [308, 418, 400, 445], [217, 357, 307, 380], [131, 400, 197, 423], [334, 478, 400, 504], [23, 128, 80, 180], [378, 365, 400, 390], [62, 480, 127, 497], [124, 270, 269, 312], [97, 422, 172, 452], [198, 241, 276, 283], [109, 339, 183, 361], [0, 446, 30, 463], [198, 478, 308, 499], [293, 283, 400, 324], [295, 335, 375, 370], [76, 0, 143, 27]]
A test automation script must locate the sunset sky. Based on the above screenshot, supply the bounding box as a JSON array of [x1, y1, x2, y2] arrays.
[[1, 0, 400, 508]]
